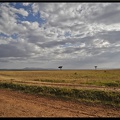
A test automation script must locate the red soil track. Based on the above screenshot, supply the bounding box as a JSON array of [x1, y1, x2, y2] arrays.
[[0, 88, 120, 117]]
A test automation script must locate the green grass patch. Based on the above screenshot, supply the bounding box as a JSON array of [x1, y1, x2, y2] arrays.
[[85, 80, 120, 87], [104, 81, 120, 87], [0, 82, 120, 107]]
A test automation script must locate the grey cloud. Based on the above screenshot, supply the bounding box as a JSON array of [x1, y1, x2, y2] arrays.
[[37, 35, 94, 48], [80, 50, 120, 66], [1, 3, 120, 69], [0, 43, 31, 58], [89, 3, 120, 24], [37, 40, 68, 48], [27, 33, 47, 43], [61, 46, 103, 55], [96, 30, 120, 43], [0, 59, 9, 62], [0, 57, 28, 63], [60, 39, 120, 57], [93, 9, 120, 24], [60, 50, 120, 69], [2, 49, 119, 69]]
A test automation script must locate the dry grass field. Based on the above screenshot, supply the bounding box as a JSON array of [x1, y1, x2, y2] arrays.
[[0, 70, 120, 117], [0, 70, 120, 87]]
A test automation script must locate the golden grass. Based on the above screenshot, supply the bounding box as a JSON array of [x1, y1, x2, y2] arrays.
[[0, 70, 120, 107], [0, 70, 120, 87]]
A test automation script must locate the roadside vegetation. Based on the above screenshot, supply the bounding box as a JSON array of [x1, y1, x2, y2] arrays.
[[0, 82, 120, 107], [0, 70, 120, 107]]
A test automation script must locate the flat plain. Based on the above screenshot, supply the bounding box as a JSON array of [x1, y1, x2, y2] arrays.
[[0, 70, 120, 117]]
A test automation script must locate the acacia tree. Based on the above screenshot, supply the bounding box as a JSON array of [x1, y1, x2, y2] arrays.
[[58, 66, 63, 70], [94, 66, 97, 70]]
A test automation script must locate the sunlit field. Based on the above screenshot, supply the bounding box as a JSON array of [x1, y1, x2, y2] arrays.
[[0, 70, 120, 106], [0, 70, 120, 87]]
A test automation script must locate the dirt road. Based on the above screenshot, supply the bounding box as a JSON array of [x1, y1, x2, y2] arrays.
[[0, 88, 120, 117], [6, 79, 120, 92]]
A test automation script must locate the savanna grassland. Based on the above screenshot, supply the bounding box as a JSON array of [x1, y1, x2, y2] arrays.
[[0, 70, 120, 87], [0, 70, 120, 117]]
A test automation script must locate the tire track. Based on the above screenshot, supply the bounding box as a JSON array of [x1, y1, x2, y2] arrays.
[[8, 79, 120, 92]]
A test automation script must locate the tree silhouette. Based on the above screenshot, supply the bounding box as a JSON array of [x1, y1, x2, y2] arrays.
[[94, 66, 97, 70], [58, 66, 63, 70]]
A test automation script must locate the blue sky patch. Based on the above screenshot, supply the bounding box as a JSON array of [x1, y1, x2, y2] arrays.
[[11, 33, 18, 39], [0, 33, 9, 38], [64, 32, 71, 38], [9, 3, 46, 25]]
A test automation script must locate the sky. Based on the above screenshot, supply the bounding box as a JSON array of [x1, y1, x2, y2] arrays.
[[0, 2, 120, 69]]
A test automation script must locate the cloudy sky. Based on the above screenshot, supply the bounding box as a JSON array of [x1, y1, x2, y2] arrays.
[[0, 2, 120, 69]]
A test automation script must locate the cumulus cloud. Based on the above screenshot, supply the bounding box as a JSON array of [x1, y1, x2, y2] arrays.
[[0, 3, 29, 35], [0, 2, 120, 69]]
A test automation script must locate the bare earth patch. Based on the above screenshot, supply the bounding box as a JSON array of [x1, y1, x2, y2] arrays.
[[0, 88, 120, 117]]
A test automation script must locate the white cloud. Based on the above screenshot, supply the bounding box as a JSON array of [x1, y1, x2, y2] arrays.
[[21, 21, 39, 30], [93, 39, 110, 48], [10, 7, 29, 17], [23, 3, 31, 6], [1, 3, 120, 69], [0, 36, 12, 44], [0, 3, 29, 35]]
